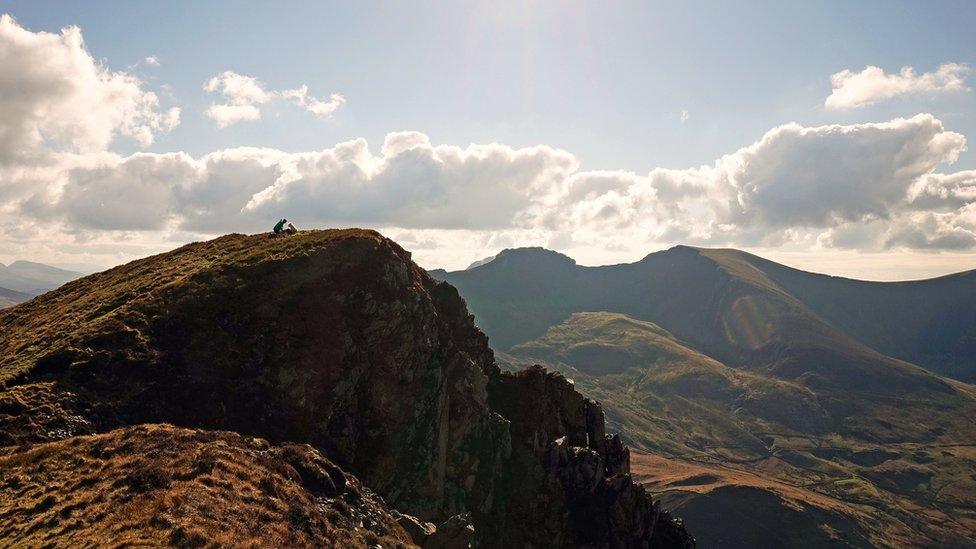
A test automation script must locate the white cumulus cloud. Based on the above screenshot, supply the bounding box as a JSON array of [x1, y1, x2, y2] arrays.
[[281, 85, 346, 117], [203, 71, 344, 127], [825, 63, 971, 109], [204, 71, 274, 106], [12, 115, 973, 260], [0, 14, 179, 162], [204, 104, 262, 128]]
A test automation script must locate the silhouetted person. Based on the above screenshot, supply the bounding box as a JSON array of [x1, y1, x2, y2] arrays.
[[273, 218, 287, 235]]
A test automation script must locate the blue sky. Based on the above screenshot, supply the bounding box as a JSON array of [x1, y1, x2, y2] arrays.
[[11, 0, 975, 170], [1, 1, 976, 278]]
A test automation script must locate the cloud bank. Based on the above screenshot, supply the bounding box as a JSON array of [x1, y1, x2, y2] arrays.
[[826, 63, 971, 109], [9, 114, 972, 255]]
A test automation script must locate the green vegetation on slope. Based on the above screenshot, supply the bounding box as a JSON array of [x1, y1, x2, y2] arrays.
[[439, 246, 967, 441], [501, 312, 828, 452]]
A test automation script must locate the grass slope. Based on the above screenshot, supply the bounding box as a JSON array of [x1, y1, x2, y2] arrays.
[[440, 246, 966, 441], [0, 424, 412, 548], [0, 229, 382, 385], [439, 245, 976, 383]]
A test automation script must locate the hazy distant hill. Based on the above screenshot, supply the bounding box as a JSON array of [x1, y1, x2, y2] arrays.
[[466, 255, 496, 270], [0, 260, 82, 294], [0, 286, 31, 309], [437, 246, 976, 546]]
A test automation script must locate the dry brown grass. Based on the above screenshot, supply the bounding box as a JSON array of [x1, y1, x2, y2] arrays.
[[0, 424, 414, 548], [633, 452, 861, 515], [0, 229, 387, 386], [632, 449, 976, 547]]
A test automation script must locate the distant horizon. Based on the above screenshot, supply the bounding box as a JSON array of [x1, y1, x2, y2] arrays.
[[434, 243, 976, 282], [6, 231, 976, 283]]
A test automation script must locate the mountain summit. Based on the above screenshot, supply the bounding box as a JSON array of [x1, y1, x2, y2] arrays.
[[0, 230, 693, 548]]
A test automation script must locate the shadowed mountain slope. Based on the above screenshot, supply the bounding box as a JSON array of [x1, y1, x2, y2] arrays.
[[436, 246, 965, 430], [632, 453, 877, 549], [697, 248, 976, 382], [0, 230, 692, 548], [501, 312, 830, 453], [439, 246, 976, 383], [497, 312, 976, 546]]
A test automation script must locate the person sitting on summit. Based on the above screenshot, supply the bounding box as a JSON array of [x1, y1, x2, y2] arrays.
[[273, 218, 299, 235], [273, 218, 287, 235]]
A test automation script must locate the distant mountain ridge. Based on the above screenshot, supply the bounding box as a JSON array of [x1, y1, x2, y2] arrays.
[[718, 249, 976, 382], [0, 260, 82, 294], [436, 245, 976, 382], [466, 254, 497, 270]]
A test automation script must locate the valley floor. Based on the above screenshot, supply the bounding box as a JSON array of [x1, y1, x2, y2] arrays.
[[633, 441, 976, 548]]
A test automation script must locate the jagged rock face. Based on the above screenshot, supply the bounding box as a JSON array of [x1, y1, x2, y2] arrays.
[[0, 230, 692, 547], [488, 366, 694, 548]]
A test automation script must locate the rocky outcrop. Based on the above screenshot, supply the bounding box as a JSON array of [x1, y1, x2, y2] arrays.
[[487, 365, 694, 548], [0, 230, 506, 523], [0, 230, 692, 547]]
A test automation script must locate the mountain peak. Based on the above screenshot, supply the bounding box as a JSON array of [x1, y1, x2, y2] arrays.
[[493, 246, 576, 267], [6, 259, 80, 273], [466, 254, 497, 270]]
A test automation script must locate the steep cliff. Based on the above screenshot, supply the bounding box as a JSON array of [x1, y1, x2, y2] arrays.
[[487, 365, 693, 547], [0, 230, 692, 547]]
